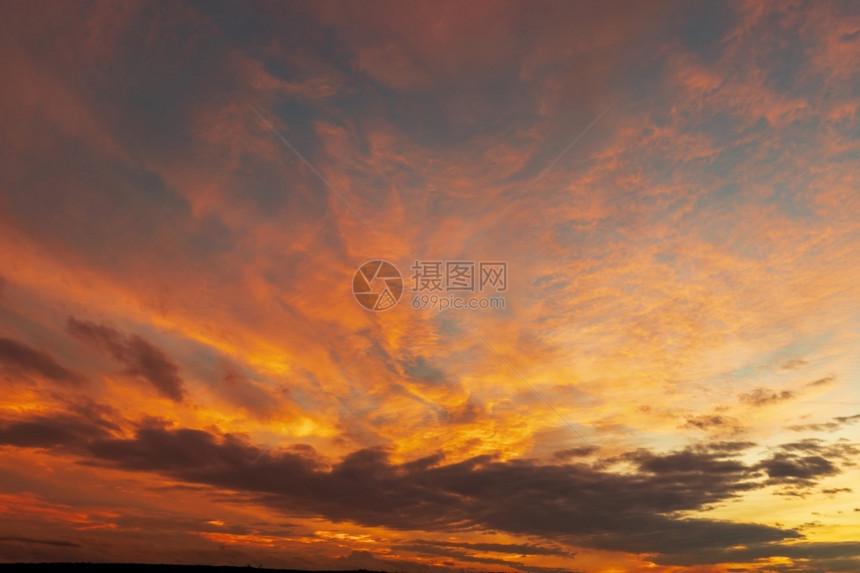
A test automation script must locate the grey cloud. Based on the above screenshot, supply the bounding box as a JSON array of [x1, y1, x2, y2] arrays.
[[67, 317, 185, 402], [682, 414, 743, 432], [398, 542, 576, 573], [2, 411, 858, 567], [739, 387, 795, 406], [553, 446, 598, 459], [0, 537, 81, 548], [756, 439, 859, 493], [82, 428, 800, 561], [0, 412, 114, 449], [821, 487, 852, 496], [410, 539, 575, 557], [0, 336, 86, 386], [788, 413, 860, 433]]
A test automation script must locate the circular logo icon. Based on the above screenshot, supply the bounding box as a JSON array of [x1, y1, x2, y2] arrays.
[[352, 260, 403, 311]]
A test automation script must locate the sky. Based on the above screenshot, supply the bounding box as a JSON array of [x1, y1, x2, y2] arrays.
[[0, 1, 858, 571]]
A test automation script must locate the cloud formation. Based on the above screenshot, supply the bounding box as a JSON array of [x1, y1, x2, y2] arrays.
[[67, 318, 185, 402], [0, 337, 86, 386], [0, 415, 829, 564], [0, 0, 858, 571]]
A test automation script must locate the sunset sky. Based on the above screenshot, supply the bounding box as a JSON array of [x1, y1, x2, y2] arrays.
[[1, 1, 859, 572]]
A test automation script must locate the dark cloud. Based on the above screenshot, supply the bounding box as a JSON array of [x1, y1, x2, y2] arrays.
[[821, 487, 851, 496], [807, 376, 835, 387], [410, 539, 574, 558], [67, 318, 185, 401], [438, 400, 482, 425], [788, 413, 860, 433], [0, 336, 86, 386], [336, 549, 461, 573], [402, 355, 455, 389], [775, 439, 859, 459], [661, 541, 860, 568], [20, 419, 801, 563], [1, 411, 858, 567], [755, 439, 859, 496], [553, 446, 599, 460], [0, 536, 81, 548], [398, 542, 576, 573], [739, 387, 796, 406], [789, 421, 841, 432], [0, 412, 114, 449], [759, 453, 837, 481], [619, 441, 755, 476], [682, 414, 742, 432]]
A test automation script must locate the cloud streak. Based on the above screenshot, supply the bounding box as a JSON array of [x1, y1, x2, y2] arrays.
[[0, 337, 86, 386], [67, 318, 185, 402]]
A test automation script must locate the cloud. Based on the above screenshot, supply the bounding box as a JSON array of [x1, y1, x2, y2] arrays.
[[756, 439, 859, 495], [78, 429, 853, 564], [739, 387, 796, 407], [618, 441, 755, 476], [211, 360, 281, 417], [788, 413, 860, 433], [780, 358, 808, 370], [553, 446, 599, 460], [0, 412, 114, 449], [682, 414, 744, 432], [66, 318, 185, 402], [402, 355, 451, 387], [397, 542, 576, 573], [662, 541, 860, 569], [0, 336, 86, 386], [409, 539, 575, 558], [0, 1, 858, 570], [759, 453, 838, 482], [821, 487, 852, 496], [0, 536, 81, 548], [807, 375, 836, 387], [0, 413, 823, 565]]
